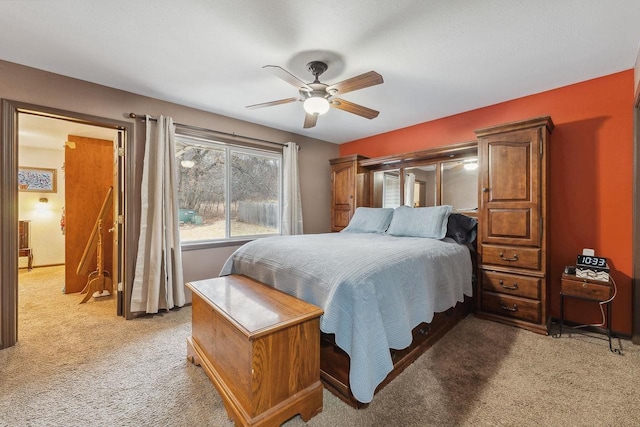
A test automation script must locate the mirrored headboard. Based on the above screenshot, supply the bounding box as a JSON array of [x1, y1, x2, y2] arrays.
[[359, 141, 478, 214]]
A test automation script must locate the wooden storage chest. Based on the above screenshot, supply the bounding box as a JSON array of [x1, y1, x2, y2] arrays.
[[186, 275, 323, 426]]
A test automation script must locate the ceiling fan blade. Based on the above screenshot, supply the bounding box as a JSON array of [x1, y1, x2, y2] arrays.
[[326, 71, 383, 95], [246, 97, 299, 109], [330, 99, 379, 119], [263, 65, 312, 92], [303, 113, 318, 129]]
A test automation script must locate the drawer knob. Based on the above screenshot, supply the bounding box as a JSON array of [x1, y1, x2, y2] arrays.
[[499, 280, 519, 290], [499, 252, 519, 262], [499, 302, 518, 312]]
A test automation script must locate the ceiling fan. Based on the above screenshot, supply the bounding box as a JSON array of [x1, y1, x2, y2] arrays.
[[246, 61, 383, 129]]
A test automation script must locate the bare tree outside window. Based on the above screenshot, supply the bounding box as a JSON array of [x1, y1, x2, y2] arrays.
[[231, 151, 280, 237], [176, 138, 281, 242]]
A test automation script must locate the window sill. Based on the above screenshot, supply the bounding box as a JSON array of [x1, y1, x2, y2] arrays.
[[181, 239, 253, 251], [180, 234, 280, 251]]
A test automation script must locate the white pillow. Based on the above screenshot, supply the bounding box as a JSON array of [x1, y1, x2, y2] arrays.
[[342, 207, 394, 234], [386, 205, 453, 239]]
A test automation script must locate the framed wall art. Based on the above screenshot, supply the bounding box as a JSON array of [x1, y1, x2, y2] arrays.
[[18, 167, 57, 193]]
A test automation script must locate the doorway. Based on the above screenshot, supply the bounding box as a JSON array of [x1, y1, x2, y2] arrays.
[[1, 100, 134, 349], [18, 114, 118, 290]]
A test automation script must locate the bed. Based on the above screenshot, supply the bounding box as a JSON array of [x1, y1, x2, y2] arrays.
[[219, 206, 477, 406]]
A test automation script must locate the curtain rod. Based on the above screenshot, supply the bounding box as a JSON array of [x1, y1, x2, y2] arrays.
[[128, 113, 288, 148]]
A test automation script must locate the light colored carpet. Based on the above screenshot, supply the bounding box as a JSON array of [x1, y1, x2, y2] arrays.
[[1, 266, 638, 426]]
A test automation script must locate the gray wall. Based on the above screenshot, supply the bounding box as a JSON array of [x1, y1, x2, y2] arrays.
[[0, 59, 339, 283]]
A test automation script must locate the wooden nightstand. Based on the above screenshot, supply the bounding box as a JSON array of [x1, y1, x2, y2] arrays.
[[555, 273, 620, 354]]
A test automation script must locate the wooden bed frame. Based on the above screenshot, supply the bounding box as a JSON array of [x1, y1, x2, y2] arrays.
[[319, 296, 472, 408]]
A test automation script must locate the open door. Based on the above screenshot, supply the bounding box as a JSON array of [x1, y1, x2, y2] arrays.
[[65, 135, 114, 295]]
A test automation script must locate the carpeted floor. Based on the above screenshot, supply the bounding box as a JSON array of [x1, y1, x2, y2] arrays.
[[1, 266, 638, 426]]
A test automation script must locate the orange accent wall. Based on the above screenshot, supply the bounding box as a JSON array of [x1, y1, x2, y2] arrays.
[[340, 70, 634, 334]]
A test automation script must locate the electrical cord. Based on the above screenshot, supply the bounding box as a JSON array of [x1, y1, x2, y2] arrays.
[[574, 275, 616, 329]]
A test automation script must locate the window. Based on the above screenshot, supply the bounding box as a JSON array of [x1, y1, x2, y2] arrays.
[[382, 171, 400, 208], [175, 136, 281, 244]]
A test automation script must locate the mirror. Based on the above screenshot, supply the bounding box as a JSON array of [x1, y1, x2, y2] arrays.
[[442, 159, 478, 211], [372, 169, 400, 208], [404, 165, 436, 207], [371, 156, 478, 211]]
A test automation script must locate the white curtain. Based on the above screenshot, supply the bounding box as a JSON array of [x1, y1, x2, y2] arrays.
[[131, 115, 185, 313], [405, 172, 416, 207], [282, 142, 303, 235]]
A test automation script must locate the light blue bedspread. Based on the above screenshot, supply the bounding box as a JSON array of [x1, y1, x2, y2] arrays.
[[219, 232, 473, 403]]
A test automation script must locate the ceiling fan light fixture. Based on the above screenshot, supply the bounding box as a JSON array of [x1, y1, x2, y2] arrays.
[[248, 61, 383, 128], [463, 159, 478, 170], [303, 96, 330, 115]]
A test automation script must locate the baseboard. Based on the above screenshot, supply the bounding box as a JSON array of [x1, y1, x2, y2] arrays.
[[19, 263, 64, 270]]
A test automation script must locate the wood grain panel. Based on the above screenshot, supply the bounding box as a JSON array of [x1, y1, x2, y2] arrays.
[[332, 162, 354, 206], [332, 208, 351, 229], [252, 321, 321, 415], [487, 208, 530, 239], [215, 309, 253, 411], [480, 126, 541, 247], [488, 142, 531, 202], [191, 295, 215, 359], [482, 270, 541, 299], [561, 276, 612, 301], [481, 291, 541, 323], [482, 245, 541, 270], [329, 155, 369, 232], [252, 334, 271, 414], [65, 135, 113, 294]]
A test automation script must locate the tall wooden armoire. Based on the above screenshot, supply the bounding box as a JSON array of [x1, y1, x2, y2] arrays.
[[475, 116, 554, 334]]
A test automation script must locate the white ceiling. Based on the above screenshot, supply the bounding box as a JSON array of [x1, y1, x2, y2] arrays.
[[1, 1, 640, 144]]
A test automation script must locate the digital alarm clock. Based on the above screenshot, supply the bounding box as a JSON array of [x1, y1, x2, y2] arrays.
[[576, 254, 609, 281], [576, 255, 608, 269]]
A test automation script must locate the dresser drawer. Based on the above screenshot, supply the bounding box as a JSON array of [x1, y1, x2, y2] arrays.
[[482, 270, 540, 299], [482, 245, 540, 270], [481, 291, 541, 323], [561, 277, 611, 301]]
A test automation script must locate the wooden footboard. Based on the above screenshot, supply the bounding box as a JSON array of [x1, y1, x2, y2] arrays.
[[319, 296, 472, 408]]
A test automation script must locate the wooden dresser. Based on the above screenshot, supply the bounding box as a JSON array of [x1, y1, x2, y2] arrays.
[[475, 116, 554, 334], [186, 275, 324, 426], [329, 155, 369, 231]]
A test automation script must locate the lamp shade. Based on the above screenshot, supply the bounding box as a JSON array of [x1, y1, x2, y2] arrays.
[[303, 96, 330, 115]]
